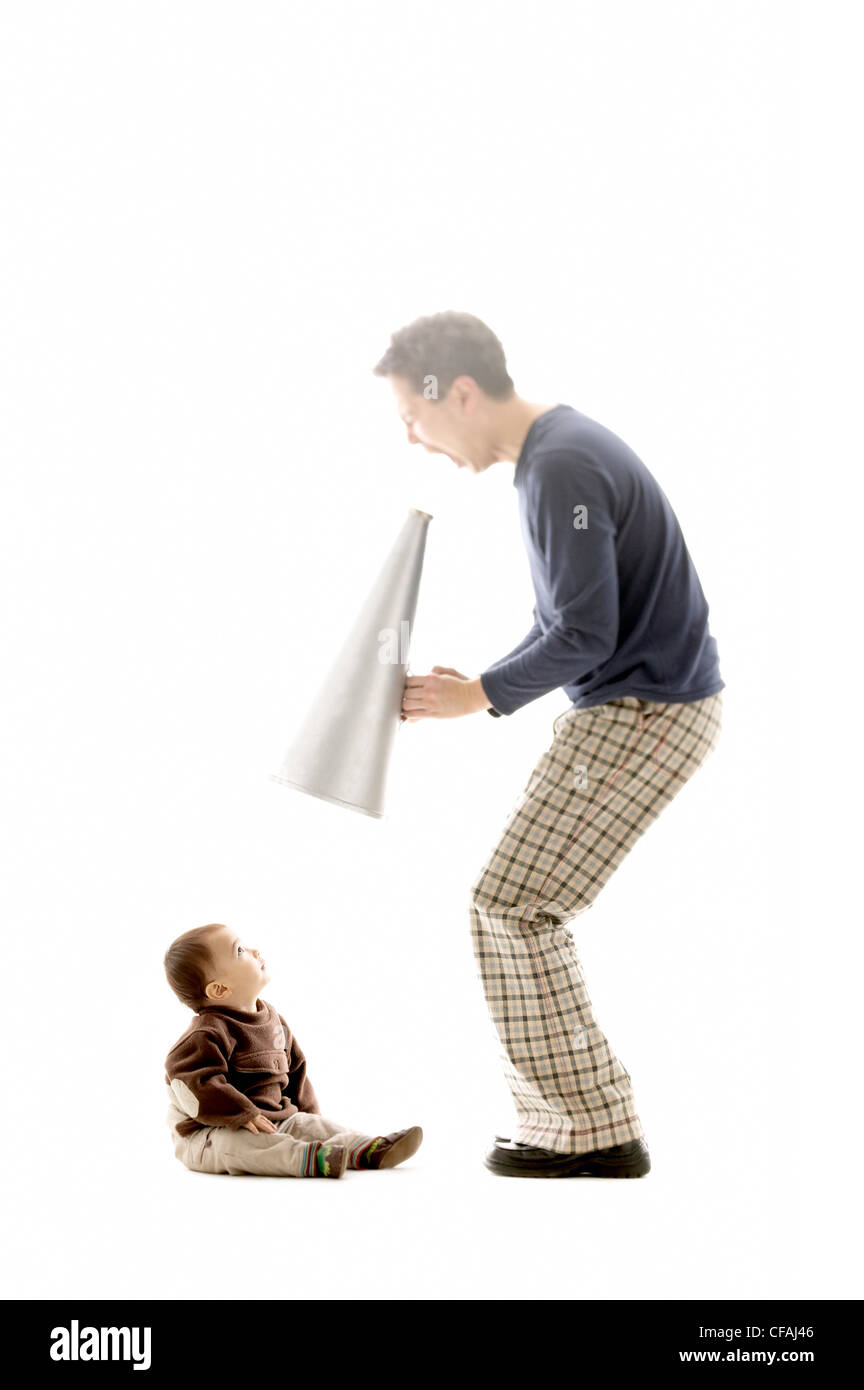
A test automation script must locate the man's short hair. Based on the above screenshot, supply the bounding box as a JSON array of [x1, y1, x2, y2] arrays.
[[164, 924, 222, 1012], [372, 310, 515, 400]]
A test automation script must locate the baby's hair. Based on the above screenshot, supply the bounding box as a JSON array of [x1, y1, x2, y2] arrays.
[[164, 923, 223, 1011]]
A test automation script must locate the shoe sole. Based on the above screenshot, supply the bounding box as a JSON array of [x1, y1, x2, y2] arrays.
[[485, 1144, 651, 1179], [377, 1125, 423, 1169]]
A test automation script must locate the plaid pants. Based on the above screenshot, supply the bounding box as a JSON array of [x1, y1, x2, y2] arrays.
[[469, 692, 723, 1155]]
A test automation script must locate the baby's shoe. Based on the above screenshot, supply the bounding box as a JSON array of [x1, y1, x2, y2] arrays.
[[315, 1143, 348, 1178], [357, 1126, 423, 1169]]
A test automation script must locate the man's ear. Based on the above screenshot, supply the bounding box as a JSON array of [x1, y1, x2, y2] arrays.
[[204, 981, 229, 1002], [449, 374, 479, 414]]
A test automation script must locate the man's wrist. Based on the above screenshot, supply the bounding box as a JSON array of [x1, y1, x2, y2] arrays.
[[458, 676, 483, 714], [471, 674, 498, 715]]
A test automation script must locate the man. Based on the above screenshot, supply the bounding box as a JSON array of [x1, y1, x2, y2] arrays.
[[372, 311, 724, 1178]]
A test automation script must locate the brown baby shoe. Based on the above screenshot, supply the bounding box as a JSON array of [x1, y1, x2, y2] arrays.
[[359, 1126, 423, 1169], [315, 1143, 348, 1178]]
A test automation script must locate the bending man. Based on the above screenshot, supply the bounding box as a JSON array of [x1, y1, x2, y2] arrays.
[[373, 311, 724, 1179]]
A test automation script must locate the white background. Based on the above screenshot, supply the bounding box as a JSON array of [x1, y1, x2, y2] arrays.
[[0, 1, 853, 1302]]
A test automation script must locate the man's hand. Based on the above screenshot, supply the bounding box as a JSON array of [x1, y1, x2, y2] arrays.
[[242, 1113, 278, 1133], [401, 666, 491, 721]]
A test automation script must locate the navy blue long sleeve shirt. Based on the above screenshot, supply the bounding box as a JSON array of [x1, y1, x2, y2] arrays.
[[479, 404, 724, 716]]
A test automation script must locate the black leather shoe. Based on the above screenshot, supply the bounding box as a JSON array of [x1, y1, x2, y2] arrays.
[[485, 1136, 651, 1178]]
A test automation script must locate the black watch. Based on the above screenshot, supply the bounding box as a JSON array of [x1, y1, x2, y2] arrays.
[[487, 706, 502, 718]]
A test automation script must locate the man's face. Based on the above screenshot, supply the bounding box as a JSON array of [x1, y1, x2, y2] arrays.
[[203, 924, 270, 1005], [388, 374, 491, 473]]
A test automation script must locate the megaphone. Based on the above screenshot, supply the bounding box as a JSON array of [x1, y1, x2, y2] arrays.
[[271, 507, 433, 819]]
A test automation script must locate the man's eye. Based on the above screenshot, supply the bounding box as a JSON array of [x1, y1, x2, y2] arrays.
[[237, 946, 244, 954]]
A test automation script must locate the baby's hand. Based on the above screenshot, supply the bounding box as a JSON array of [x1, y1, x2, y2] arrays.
[[242, 1114, 278, 1134]]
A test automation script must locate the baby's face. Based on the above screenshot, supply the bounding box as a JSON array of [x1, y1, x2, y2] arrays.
[[204, 923, 271, 1005]]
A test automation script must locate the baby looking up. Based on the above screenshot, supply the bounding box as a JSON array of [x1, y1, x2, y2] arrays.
[[163, 922, 422, 1179]]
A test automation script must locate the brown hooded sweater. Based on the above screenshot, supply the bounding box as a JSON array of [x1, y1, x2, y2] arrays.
[[164, 997, 321, 1138]]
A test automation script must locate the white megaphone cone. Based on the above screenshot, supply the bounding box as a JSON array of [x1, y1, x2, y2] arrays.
[[271, 507, 433, 818]]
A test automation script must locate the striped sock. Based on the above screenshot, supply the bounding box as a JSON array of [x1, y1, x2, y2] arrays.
[[348, 1136, 386, 1169]]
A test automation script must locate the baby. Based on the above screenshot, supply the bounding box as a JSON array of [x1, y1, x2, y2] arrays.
[[163, 921, 422, 1179]]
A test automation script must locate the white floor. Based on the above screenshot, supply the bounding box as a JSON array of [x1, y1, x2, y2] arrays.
[[2, 702, 830, 1301], [9, 1089, 813, 1302]]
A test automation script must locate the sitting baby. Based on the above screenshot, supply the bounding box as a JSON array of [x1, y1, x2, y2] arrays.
[[163, 921, 422, 1179]]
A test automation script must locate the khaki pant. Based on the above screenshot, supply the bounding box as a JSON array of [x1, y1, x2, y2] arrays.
[[470, 693, 723, 1155], [167, 1100, 377, 1177]]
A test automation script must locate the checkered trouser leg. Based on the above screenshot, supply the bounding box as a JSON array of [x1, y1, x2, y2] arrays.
[[469, 693, 723, 1156]]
